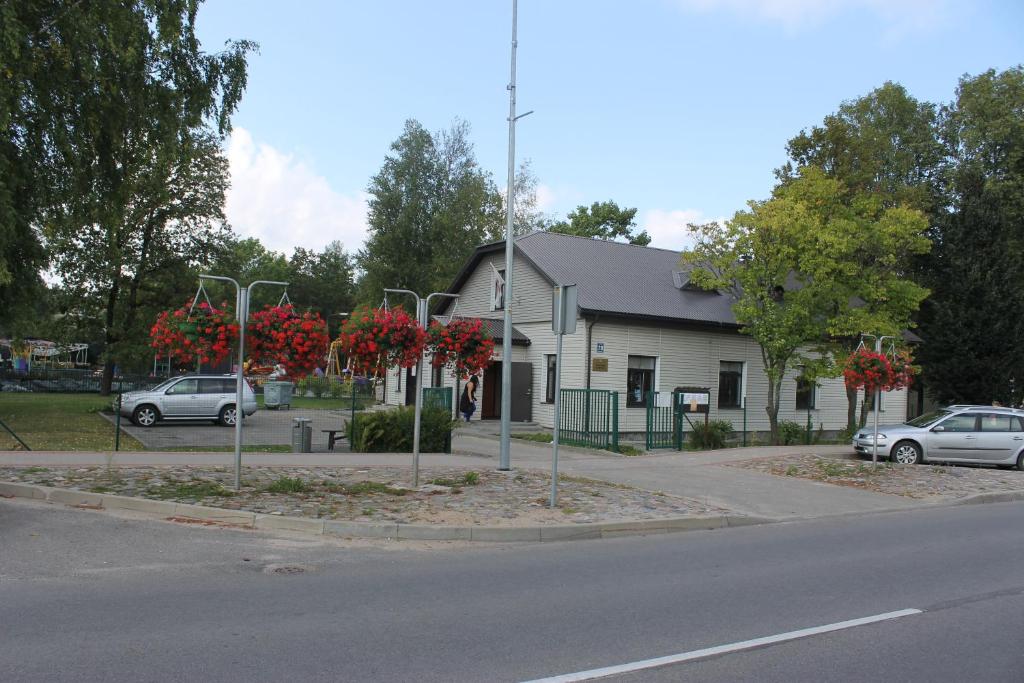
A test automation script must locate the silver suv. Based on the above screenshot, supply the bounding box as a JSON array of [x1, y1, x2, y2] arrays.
[[853, 405, 1024, 468], [119, 375, 258, 427]]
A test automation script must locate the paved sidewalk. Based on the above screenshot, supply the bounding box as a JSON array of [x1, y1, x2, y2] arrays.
[[0, 434, 923, 520]]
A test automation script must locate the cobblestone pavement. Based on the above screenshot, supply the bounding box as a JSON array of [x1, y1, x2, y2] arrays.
[[725, 453, 1024, 500], [1, 465, 729, 526]]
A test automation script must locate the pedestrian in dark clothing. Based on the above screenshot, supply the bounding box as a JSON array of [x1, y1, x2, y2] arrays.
[[460, 374, 479, 422]]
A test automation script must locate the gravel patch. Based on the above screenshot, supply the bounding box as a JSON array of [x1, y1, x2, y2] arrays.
[[2, 465, 728, 526], [726, 453, 1024, 500]]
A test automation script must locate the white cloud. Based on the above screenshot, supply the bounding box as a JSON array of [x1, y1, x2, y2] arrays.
[[640, 208, 725, 251], [535, 184, 557, 212], [674, 0, 948, 33], [225, 128, 369, 255]]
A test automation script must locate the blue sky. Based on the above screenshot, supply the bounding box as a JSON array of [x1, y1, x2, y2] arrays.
[[195, 0, 1023, 255]]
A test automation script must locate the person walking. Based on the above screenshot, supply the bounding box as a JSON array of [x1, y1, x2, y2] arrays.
[[460, 374, 479, 422]]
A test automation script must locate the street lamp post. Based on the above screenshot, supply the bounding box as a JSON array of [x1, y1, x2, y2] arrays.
[[860, 333, 897, 466], [200, 275, 288, 490], [384, 289, 459, 488]]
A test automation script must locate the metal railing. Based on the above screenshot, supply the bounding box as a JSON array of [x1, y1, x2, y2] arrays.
[[646, 390, 685, 450], [560, 389, 619, 452], [423, 386, 454, 454]]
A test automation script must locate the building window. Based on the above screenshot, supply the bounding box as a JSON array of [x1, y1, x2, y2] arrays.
[[796, 377, 816, 410], [627, 356, 656, 407], [718, 361, 743, 409], [491, 266, 505, 310], [545, 355, 556, 403]]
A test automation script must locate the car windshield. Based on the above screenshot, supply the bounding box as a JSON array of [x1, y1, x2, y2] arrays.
[[148, 378, 178, 392], [905, 410, 951, 428]]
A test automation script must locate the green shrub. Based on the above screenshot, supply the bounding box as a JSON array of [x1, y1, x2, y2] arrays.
[[778, 420, 806, 445], [328, 380, 347, 400], [348, 406, 453, 453], [688, 419, 733, 450]]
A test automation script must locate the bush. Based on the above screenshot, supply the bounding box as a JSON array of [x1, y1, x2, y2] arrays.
[[688, 419, 733, 450], [778, 420, 806, 445], [348, 406, 453, 453]]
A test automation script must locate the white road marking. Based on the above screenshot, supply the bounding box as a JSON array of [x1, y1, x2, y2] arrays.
[[522, 608, 923, 683]]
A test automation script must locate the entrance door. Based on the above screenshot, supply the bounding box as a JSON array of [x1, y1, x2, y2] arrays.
[[511, 362, 533, 422], [404, 367, 416, 406], [480, 362, 532, 421]]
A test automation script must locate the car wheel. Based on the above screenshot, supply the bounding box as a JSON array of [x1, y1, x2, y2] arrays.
[[1017, 452, 1024, 472], [219, 404, 238, 427], [891, 440, 922, 465], [132, 405, 159, 427]]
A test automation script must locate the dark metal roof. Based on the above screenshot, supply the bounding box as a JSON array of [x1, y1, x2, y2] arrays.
[[432, 316, 530, 345], [513, 231, 740, 326]]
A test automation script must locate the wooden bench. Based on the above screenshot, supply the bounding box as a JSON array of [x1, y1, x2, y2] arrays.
[[322, 429, 347, 452]]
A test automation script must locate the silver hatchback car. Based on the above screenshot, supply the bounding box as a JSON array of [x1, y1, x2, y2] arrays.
[[853, 405, 1024, 468], [119, 375, 258, 427]]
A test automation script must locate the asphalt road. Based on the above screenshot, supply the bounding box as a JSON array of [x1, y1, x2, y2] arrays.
[[2, 499, 1023, 682]]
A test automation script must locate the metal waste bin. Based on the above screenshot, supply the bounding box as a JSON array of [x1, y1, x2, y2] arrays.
[[291, 417, 312, 453], [264, 381, 293, 409]]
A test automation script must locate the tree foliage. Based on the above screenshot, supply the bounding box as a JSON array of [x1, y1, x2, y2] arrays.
[[918, 67, 1024, 405], [549, 200, 651, 245], [683, 169, 929, 442], [357, 119, 502, 302], [4, 1, 254, 391]]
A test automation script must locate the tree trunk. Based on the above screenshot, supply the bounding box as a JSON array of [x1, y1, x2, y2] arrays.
[[765, 374, 783, 445], [846, 384, 859, 434], [858, 387, 870, 428]]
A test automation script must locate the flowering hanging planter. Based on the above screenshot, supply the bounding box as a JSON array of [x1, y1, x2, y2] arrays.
[[150, 300, 239, 367], [247, 304, 331, 378], [843, 347, 917, 392], [426, 317, 495, 377], [337, 305, 426, 376]]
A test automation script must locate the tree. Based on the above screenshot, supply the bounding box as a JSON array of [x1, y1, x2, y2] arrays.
[[15, 1, 254, 392], [358, 119, 502, 303], [918, 67, 1024, 405], [777, 81, 942, 430], [287, 241, 356, 324], [549, 200, 651, 245], [683, 169, 929, 443]]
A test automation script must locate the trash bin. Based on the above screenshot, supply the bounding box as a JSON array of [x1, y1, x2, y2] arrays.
[[264, 381, 293, 409], [291, 417, 312, 453]]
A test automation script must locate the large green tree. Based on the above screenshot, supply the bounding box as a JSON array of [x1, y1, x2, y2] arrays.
[[918, 67, 1024, 405], [777, 81, 943, 429], [549, 200, 651, 245], [358, 119, 502, 303], [684, 169, 929, 443], [12, 1, 254, 391]]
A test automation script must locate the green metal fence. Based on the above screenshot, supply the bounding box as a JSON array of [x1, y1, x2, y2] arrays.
[[423, 386, 453, 454], [560, 389, 619, 451], [645, 390, 688, 450]]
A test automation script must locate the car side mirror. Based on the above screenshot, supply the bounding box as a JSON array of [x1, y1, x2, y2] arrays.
[[931, 425, 945, 433]]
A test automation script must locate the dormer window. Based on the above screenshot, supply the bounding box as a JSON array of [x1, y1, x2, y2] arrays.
[[491, 265, 506, 310]]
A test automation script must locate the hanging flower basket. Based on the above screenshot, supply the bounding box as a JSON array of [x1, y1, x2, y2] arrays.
[[150, 300, 239, 367], [247, 304, 331, 378], [337, 305, 425, 376], [426, 318, 495, 376], [843, 347, 917, 392]]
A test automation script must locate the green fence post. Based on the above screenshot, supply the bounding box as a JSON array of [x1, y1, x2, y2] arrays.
[[610, 391, 619, 453], [350, 381, 357, 427], [742, 403, 747, 447], [114, 391, 122, 452], [645, 390, 652, 450], [806, 408, 812, 445]]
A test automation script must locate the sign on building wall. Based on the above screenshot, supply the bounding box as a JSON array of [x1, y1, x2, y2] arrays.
[[596, 342, 605, 353], [592, 358, 608, 372]]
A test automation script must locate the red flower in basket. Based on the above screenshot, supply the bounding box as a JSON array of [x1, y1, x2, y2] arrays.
[[150, 300, 240, 368], [337, 305, 426, 376], [426, 318, 495, 376], [247, 305, 330, 378]]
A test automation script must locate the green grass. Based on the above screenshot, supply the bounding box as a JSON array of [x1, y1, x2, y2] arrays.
[[511, 432, 553, 443], [0, 393, 144, 451], [256, 395, 374, 411], [616, 445, 645, 456], [265, 476, 309, 493], [146, 480, 234, 499], [429, 472, 480, 487]]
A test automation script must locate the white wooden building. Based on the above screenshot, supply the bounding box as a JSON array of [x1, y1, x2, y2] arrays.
[[385, 231, 908, 435]]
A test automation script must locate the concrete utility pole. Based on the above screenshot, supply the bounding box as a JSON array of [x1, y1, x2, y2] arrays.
[[200, 275, 287, 490], [500, 0, 532, 471]]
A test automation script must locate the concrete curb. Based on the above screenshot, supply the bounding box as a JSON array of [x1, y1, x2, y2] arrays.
[[0, 482, 779, 543], [952, 490, 1024, 506]]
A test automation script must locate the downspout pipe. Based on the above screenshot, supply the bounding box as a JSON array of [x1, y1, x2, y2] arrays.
[[585, 314, 599, 390]]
